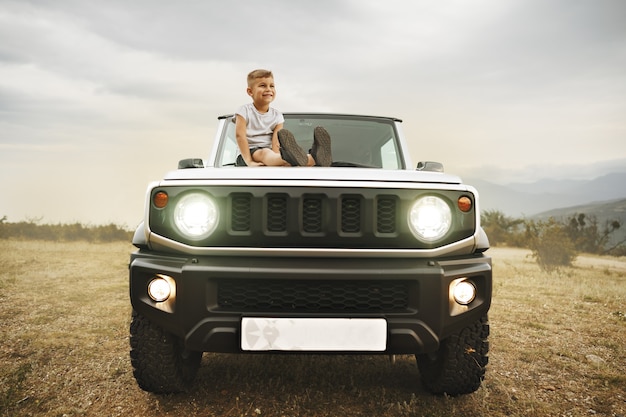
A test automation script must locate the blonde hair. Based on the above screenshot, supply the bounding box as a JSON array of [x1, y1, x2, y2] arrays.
[[247, 69, 274, 87]]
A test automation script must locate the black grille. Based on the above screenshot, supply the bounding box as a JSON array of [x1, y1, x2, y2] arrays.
[[217, 280, 410, 313], [227, 191, 398, 237], [151, 186, 476, 248]]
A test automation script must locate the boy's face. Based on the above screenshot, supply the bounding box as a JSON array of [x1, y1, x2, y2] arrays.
[[247, 77, 276, 106]]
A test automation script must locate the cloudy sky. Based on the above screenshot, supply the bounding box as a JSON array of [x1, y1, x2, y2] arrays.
[[1, 0, 625, 227]]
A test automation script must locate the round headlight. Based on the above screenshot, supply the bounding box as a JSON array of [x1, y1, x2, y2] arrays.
[[408, 196, 452, 242], [173, 192, 219, 240]]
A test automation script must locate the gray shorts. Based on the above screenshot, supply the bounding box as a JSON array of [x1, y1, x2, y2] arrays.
[[236, 147, 269, 166]]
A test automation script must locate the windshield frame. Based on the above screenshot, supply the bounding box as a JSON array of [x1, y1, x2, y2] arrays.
[[211, 113, 407, 170]]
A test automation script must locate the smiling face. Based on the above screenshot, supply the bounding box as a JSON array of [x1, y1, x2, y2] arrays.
[[247, 76, 276, 112]]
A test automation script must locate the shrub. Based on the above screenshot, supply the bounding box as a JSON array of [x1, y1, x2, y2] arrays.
[[481, 210, 524, 247], [525, 218, 577, 272], [0, 217, 132, 242], [565, 213, 623, 255]]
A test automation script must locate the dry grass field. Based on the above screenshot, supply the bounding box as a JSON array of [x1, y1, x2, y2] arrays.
[[1, 240, 625, 417]]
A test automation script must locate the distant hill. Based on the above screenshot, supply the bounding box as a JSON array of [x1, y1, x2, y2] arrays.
[[462, 172, 626, 251], [464, 172, 626, 218], [532, 198, 626, 250], [532, 198, 626, 222]]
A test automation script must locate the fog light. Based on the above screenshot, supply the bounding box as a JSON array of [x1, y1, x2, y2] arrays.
[[452, 280, 476, 305], [148, 276, 171, 302]]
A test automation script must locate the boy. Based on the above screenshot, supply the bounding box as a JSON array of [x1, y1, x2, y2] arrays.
[[235, 69, 332, 167]]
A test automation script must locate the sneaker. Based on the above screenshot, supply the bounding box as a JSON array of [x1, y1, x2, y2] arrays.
[[278, 129, 308, 166], [311, 126, 332, 167]]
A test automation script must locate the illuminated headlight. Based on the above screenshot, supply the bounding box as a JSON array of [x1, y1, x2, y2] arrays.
[[452, 280, 476, 305], [408, 196, 452, 242], [173, 192, 218, 240], [148, 276, 172, 302]]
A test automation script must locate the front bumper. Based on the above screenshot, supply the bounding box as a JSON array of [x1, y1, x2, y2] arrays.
[[129, 250, 492, 354]]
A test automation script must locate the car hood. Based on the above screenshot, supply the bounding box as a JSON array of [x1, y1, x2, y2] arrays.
[[161, 166, 464, 185]]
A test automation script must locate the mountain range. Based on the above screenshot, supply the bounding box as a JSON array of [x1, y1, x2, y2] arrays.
[[464, 172, 626, 218], [464, 172, 626, 249]]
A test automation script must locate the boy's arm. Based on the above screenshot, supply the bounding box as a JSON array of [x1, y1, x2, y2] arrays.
[[271, 123, 284, 153], [235, 114, 263, 166]]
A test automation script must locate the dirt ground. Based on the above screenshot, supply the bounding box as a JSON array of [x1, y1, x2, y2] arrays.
[[0, 241, 625, 417]]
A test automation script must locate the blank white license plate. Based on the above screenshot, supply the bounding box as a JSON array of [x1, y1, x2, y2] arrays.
[[241, 318, 387, 351]]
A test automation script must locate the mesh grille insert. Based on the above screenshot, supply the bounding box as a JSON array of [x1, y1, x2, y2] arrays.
[[341, 196, 361, 233], [377, 197, 396, 234], [302, 196, 323, 233], [218, 279, 410, 313], [231, 194, 251, 232], [267, 195, 287, 232]]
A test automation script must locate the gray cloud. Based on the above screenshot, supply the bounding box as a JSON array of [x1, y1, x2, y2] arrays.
[[0, 0, 625, 225]]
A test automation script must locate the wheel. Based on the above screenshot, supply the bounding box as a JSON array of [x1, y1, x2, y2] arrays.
[[129, 310, 202, 394], [416, 314, 489, 395]]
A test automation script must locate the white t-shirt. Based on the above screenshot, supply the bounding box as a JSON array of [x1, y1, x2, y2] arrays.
[[235, 103, 285, 149]]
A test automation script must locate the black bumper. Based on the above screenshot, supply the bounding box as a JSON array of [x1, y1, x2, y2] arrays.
[[129, 250, 492, 354]]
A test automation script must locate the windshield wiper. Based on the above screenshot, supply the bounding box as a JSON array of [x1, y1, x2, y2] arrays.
[[331, 161, 379, 168]]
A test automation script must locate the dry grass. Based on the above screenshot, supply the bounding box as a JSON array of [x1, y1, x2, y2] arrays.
[[0, 241, 624, 417]]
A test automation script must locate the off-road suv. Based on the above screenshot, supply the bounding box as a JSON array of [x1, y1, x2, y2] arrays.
[[129, 113, 492, 396]]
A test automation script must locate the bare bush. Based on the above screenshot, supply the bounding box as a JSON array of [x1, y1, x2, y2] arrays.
[[565, 213, 624, 255], [0, 217, 132, 242], [480, 210, 524, 247], [525, 218, 577, 272]]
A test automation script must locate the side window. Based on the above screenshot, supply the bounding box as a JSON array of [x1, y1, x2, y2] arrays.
[[218, 120, 238, 166], [380, 138, 399, 170]]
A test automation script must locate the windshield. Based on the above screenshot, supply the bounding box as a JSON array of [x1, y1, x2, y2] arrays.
[[215, 114, 404, 169]]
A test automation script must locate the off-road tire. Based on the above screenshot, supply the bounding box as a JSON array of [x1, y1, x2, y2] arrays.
[[416, 314, 489, 395], [129, 310, 202, 394]]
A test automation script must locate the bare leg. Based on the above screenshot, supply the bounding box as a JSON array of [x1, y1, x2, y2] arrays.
[[253, 149, 289, 166]]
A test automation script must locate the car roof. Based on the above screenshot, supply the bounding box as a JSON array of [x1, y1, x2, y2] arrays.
[[218, 113, 402, 123]]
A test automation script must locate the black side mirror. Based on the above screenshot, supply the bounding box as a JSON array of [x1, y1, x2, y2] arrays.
[[416, 161, 444, 172], [178, 158, 204, 169]]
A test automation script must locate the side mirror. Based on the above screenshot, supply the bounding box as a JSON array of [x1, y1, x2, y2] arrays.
[[178, 158, 204, 169], [416, 161, 444, 172]]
